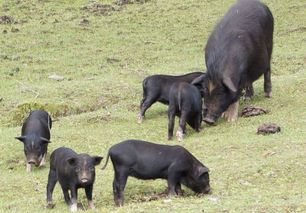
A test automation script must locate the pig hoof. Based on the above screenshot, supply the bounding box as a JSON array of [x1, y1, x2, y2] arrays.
[[115, 203, 123, 207], [227, 116, 238, 122], [137, 114, 143, 124], [243, 96, 252, 102], [70, 203, 77, 212], [46, 202, 55, 209], [265, 92, 272, 98], [176, 130, 183, 142], [88, 201, 95, 209]]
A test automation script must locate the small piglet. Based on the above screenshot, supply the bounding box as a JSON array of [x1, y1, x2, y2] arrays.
[[46, 147, 103, 212], [168, 82, 202, 141], [15, 109, 52, 172], [102, 140, 210, 206]]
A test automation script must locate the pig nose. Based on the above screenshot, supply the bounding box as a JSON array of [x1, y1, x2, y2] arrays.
[[81, 178, 89, 183], [28, 160, 36, 165], [204, 117, 215, 125]]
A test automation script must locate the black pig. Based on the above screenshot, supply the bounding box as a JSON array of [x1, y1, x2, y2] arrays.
[[168, 82, 202, 141], [138, 71, 203, 123], [102, 140, 210, 206], [15, 109, 52, 172], [46, 147, 103, 212], [193, 0, 274, 124]]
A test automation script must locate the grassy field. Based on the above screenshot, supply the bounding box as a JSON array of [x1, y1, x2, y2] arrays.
[[0, 0, 306, 212]]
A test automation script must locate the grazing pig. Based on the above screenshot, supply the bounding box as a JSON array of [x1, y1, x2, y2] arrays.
[[138, 71, 203, 123], [46, 147, 103, 212], [102, 140, 210, 206], [193, 0, 274, 124], [168, 82, 202, 141], [15, 109, 52, 172]]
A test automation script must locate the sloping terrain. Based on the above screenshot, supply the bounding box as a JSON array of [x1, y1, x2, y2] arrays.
[[0, 0, 305, 212]]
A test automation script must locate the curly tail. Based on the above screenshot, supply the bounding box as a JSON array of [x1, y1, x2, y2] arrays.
[[101, 151, 110, 170]]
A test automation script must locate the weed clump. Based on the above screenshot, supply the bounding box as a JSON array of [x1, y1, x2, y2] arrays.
[[12, 102, 70, 126], [0, 15, 14, 24]]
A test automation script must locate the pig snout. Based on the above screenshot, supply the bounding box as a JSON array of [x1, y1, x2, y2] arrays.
[[203, 185, 211, 194], [78, 171, 94, 184], [81, 178, 89, 183], [28, 160, 36, 165], [203, 116, 216, 125], [27, 156, 40, 166]]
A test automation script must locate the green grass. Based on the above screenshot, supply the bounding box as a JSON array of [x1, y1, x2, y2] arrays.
[[1, 0, 306, 212]]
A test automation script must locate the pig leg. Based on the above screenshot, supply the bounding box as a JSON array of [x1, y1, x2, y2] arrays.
[[85, 185, 95, 209], [62, 187, 72, 207], [138, 96, 157, 123], [168, 107, 175, 140], [176, 112, 187, 141], [70, 187, 78, 212], [113, 168, 128, 206], [167, 173, 181, 196], [175, 184, 183, 196], [26, 162, 33, 172], [46, 169, 57, 206], [223, 101, 239, 122], [39, 154, 46, 167], [244, 83, 254, 100], [264, 67, 272, 98]]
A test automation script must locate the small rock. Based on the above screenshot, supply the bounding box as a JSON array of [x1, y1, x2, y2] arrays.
[[106, 57, 120, 63], [163, 199, 172, 203], [257, 123, 281, 135], [208, 196, 220, 202], [263, 151, 276, 157], [48, 74, 64, 81], [80, 18, 89, 25], [12, 55, 20, 60]]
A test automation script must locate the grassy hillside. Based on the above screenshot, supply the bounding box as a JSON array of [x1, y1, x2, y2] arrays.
[[0, 0, 305, 212]]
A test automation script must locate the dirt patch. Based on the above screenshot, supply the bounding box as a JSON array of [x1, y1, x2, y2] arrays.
[[0, 15, 15, 24], [241, 105, 268, 117], [130, 189, 169, 203], [6, 159, 24, 170], [280, 27, 306, 36], [127, 103, 138, 112], [81, 3, 120, 16], [257, 123, 281, 135], [115, 0, 150, 5], [87, 113, 112, 123]]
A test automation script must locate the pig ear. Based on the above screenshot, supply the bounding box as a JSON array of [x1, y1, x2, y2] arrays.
[[197, 166, 209, 177], [67, 157, 77, 167], [40, 137, 51, 144], [191, 74, 206, 86], [192, 74, 207, 96], [92, 156, 103, 166], [15, 136, 27, 143], [223, 77, 237, 93]]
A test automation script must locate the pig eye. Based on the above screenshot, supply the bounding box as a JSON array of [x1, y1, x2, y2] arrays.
[[89, 167, 95, 172], [75, 167, 81, 172]]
